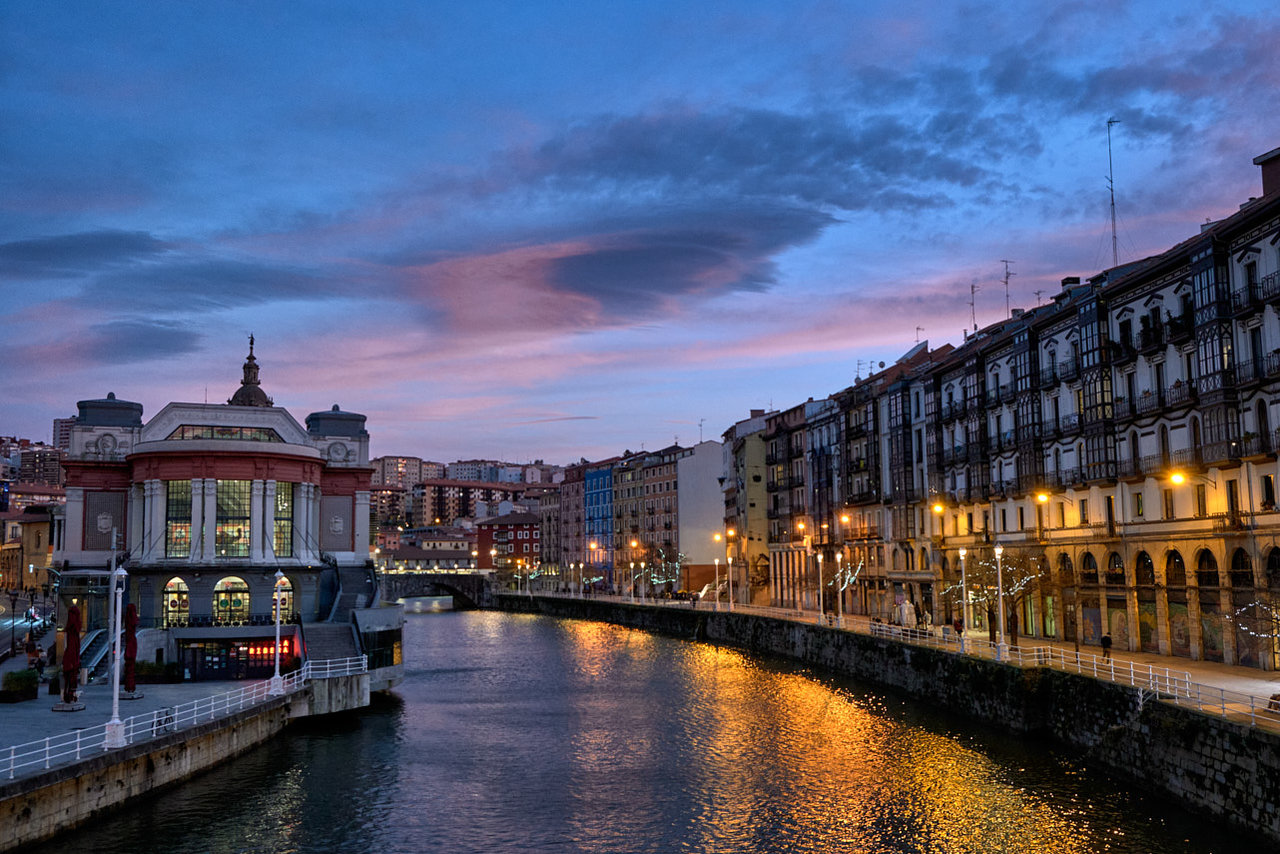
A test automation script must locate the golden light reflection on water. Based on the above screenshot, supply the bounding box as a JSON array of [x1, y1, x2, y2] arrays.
[[559, 621, 1108, 854]]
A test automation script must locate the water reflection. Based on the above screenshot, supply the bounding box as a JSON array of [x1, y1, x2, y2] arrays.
[[29, 611, 1256, 854]]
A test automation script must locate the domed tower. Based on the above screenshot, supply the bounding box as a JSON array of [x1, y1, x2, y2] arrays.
[[228, 335, 273, 407]]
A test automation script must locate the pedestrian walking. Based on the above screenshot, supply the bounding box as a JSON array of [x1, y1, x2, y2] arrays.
[[1101, 633, 1113, 660]]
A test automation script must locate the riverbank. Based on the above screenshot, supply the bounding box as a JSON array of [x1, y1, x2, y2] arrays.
[[493, 592, 1280, 844]]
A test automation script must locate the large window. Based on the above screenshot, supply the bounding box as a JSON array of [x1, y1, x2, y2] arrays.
[[213, 576, 250, 623], [216, 480, 251, 558], [166, 480, 192, 558], [274, 482, 294, 557], [164, 577, 189, 627]]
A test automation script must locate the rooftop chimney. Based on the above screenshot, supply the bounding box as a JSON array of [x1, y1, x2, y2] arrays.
[[1254, 145, 1280, 197]]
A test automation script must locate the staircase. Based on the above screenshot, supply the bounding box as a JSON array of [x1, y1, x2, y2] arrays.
[[302, 623, 361, 662], [328, 564, 376, 622]]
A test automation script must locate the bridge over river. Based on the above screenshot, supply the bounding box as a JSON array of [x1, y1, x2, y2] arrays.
[[378, 571, 492, 609]]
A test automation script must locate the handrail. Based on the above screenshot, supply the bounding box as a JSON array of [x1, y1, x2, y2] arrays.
[[2, 656, 367, 782]]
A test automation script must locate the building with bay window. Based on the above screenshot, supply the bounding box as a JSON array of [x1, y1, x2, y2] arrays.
[[53, 341, 398, 683]]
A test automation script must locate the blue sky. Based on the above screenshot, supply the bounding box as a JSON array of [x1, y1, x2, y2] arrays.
[[2, 1, 1278, 463]]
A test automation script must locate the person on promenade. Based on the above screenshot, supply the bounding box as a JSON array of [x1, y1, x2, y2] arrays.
[[1101, 633, 1113, 660]]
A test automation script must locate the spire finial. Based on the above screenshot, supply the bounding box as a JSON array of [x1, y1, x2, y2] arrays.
[[249, 333, 255, 356]]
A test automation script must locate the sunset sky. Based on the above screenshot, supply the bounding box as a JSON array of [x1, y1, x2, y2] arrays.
[[3, 2, 1278, 463]]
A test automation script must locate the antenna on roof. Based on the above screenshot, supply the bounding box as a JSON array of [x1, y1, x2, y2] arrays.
[[1000, 260, 1015, 318], [1107, 116, 1121, 268], [969, 280, 979, 331], [1034, 289, 1045, 305], [698, 418, 705, 443], [915, 326, 924, 343]]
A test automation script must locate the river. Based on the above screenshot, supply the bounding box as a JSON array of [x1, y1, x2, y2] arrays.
[[31, 610, 1257, 853]]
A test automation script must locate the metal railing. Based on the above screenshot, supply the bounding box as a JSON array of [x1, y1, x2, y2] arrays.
[[525, 589, 1280, 732], [3, 656, 366, 781]]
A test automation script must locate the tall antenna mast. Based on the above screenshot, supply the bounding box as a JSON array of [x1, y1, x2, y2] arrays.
[[1000, 260, 1015, 318], [915, 326, 924, 343], [1107, 116, 1121, 268], [970, 280, 979, 331]]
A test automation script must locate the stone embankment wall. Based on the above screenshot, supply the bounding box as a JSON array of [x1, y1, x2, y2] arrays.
[[496, 594, 1280, 843], [0, 695, 296, 851]]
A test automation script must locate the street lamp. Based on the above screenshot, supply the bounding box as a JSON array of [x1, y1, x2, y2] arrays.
[[714, 557, 720, 612], [816, 553, 824, 625], [994, 544, 1008, 661], [269, 570, 286, 695], [629, 562, 636, 603], [104, 543, 129, 749], [835, 553, 843, 628], [957, 548, 969, 653]]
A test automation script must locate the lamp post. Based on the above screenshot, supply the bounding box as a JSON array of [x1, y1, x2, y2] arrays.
[[816, 553, 824, 625], [104, 542, 128, 749], [994, 544, 1008, 661], [629, 562, 636, 603], [639, 562, 646, 603], [269, 569, 285, 696], [835, 553, 843, 628], [714, 558, 720, 612], [727, 556, 734, 612], [957, 548, 968, 653]]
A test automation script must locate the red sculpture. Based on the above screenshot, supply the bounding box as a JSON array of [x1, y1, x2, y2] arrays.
[[62, 605, 81, 705], [124, 603, 139, 693]]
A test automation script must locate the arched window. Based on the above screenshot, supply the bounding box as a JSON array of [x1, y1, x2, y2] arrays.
[[1081, 552, 1098, 584], [1058, 553, 1074, 585], [1106, 552, 1125, 585], [164, 577, 189, 627], [1268, 549, 1280, 589], [213, 576, 250, 624], [1166, 551, 1187, 587], [1196, 550, 1219, 588], [273, 575, 295, 621], [1229, 548, 1254, 589], [1135, 552, 1155, 586]]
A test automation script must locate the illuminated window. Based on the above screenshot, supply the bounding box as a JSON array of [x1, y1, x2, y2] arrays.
[[213, 576, 250, 622], [166, 480, 192, 558], [216, 480, 251, 557], [274, 482, 294, 557], [164, 577, 189, 627]]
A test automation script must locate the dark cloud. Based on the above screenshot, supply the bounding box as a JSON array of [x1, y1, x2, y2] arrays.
[[87, 258, 339, 313], [515, 108, 990, 211], [0, 230, 172, 279], [79, 319, 204, 364]]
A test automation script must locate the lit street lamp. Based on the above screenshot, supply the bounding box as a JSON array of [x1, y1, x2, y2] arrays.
[[957, 548, 968, 653], [815, 553, 823, 625], [104, 536, 128, 749], [714, 558, 720, 612], [6, 589, 17, 656], [994, 544, 1008, 661], [269, 569, 286, 696]]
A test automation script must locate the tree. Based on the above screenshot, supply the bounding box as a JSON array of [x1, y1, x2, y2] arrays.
[[943, 548, 1048, 645]]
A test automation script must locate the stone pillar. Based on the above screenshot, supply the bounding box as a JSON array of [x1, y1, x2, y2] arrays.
[[148, 480, 166, 562], [201, 479, 218, 562], [189, 479, 204, 561], [250, 480, 265, 562], [64, 487, 84, 555], [129, 482, 145, 560], [354, 490, 371, 559], [264, 480, 278, 560]]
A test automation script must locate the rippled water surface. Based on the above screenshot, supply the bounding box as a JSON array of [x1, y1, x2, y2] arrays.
[[34, 611, 1258, 853]]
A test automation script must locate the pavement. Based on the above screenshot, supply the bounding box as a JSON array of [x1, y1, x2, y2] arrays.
[[0, 644, 248, 756]]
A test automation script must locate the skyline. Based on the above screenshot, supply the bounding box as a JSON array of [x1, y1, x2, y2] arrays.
[[2, 2, 1279, 463]]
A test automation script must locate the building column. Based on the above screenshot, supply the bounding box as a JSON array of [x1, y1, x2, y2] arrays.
[[201, 479, 218, 562], [129, 482, 145, 560], [145, 480, 164, 562], [250, 480, 265, 562], [189, 479, 204, 561], [264, 480, 278, 560], [354, 490, 371, 557], [64, 487, 84, 555]]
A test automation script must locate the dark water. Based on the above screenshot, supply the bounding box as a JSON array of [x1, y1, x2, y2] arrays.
[[32, 611, 1260, 853]]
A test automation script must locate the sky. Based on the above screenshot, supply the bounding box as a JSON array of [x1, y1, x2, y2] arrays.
[[2, 1, 1278, 465]]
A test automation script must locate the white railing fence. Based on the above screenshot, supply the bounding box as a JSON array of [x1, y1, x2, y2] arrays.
[[529, 589, 1280, 731], [3, 656, 367, 782]]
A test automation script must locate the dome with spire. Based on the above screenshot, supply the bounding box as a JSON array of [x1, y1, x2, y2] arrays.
[[228, 335, 274, 407]]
